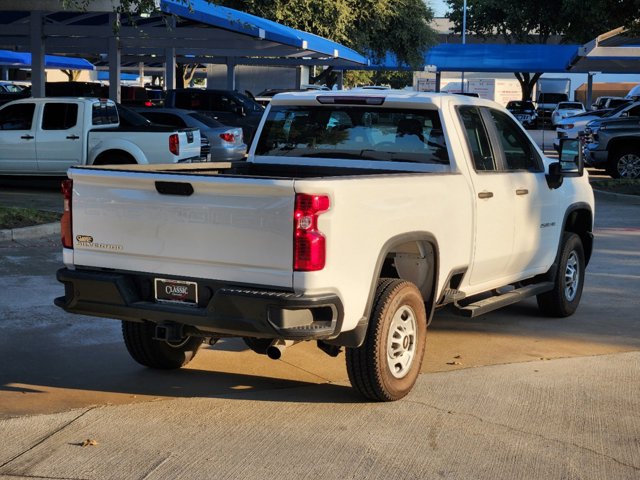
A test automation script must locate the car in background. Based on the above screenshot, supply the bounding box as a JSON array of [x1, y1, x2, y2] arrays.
[[135, 108, 246, 161], [506, 100, 538, 128], [584, 101, 640, 135], [163, 88, 264, 143], [583, 116, 640, 178], [553, 109, 611, 151], [0, 81, 30, 106], [551, 102, 585, 126], [591, 96, 629, 110]]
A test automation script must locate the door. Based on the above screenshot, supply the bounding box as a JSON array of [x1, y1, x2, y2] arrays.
[[35, 102, 84, 174], [485, 108, 562, 275], [0, 102, 37, 173], [458, 106, 516, 286]]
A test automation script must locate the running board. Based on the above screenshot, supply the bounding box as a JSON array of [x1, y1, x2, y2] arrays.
[[455, 282, 554, 318]]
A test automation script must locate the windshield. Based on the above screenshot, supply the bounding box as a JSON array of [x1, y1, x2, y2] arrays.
[[559, 103, 583, 110], [116, 104, 153, 127], [233, 92, 264, 113], [255, 105, 449, 165], [603, 102, 637, 118], [507, 101, 534, 110], [188, 112, 223, 128]]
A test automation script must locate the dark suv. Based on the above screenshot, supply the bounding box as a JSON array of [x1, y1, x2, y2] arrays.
[[164, 88, 264, 142]]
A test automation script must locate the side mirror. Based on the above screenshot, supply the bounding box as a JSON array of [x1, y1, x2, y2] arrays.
[[235, 105, 246, 116], [546, 138, 584, 189], [557, 137, 584, 177]]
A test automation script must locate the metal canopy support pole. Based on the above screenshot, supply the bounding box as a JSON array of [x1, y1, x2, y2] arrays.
[[587, 73, 594, 109], [30, 11, 45, 98], [164, 16, 176, 90], [108, 12, 121, 103], [435, 72, 441, 93], [1, 67, 9, 81], [226, 57, 236, 91], [139, 62, 145, 87]]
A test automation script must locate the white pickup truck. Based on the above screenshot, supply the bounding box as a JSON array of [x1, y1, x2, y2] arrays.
[[0, 97, 201, 175], [55, 91, 594, 401]]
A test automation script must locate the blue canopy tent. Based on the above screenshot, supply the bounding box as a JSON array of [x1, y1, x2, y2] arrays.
[[0, 50, 95, 70], [365, 44, 580, 73]]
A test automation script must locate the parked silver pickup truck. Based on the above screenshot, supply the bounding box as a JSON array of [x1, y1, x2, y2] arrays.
[[55, 91, 594, 401]]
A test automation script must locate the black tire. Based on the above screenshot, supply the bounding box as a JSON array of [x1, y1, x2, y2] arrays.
[[122, 321, 203, 369], [537, 233, 585, 317], [346, 279, 427, 402], [607, 149, 640, 179]]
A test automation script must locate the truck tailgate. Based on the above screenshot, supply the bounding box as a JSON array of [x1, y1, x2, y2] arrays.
[[68, 168, 295, 288]]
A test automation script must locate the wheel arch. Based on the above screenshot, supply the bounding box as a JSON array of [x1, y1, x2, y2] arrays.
[[562, 203, 594, 266], [92, 148, 138, 165], [607, 137, 640, 159], [327, 232, 439, 348]]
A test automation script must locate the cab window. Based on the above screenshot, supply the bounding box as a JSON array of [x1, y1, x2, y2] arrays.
[[458, 106, 495, 171], [488, 109, 542, 172]]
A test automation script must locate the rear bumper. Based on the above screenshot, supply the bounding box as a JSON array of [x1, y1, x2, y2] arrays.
[[55, 268, 343, 340]]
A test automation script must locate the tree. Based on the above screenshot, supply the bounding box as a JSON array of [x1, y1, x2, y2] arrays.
[[445, 0, 640, 100], [222, 0, 437, 70], [61, 69, 82, 81]]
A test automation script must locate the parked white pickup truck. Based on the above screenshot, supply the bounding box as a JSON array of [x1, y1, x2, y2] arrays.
[[55, 91, 594, 401], [0, 97, 201, 175]]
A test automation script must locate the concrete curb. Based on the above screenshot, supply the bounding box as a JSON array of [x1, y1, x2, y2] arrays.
[[593, 189, 640, 205], [0, 222, 59, 242]]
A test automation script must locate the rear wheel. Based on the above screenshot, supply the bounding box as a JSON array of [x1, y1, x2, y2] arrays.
[[537, 233, 585, 317], [122, 321, 203, 369], [346, 279, 427, 401], [607, 149, 640, 179]]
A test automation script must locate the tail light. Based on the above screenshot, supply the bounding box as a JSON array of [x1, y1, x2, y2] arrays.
[[220, 132, 236, 143], [294, 194, 330, 271], [61, 179, 73, 249], [144, 100, 153, 107], [169, 134, 179, 155]]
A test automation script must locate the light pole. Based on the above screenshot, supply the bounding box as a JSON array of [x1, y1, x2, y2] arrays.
[[461, 0, 467, 93]]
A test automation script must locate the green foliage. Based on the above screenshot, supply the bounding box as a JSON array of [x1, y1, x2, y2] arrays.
[[445, 0, 639, 44], [224, 0, 437, 70]]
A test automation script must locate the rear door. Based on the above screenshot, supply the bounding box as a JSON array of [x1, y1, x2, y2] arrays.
[[35, 101, 85, 174], [0, 102, 38, 173], [69, 169, 296, 288]]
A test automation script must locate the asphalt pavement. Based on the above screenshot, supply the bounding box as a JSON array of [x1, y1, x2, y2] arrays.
[[0, 152, 639, 479]]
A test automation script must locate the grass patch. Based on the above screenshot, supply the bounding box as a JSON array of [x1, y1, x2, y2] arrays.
[[0, 206, 61, 230], [590, 179, 640, 196]]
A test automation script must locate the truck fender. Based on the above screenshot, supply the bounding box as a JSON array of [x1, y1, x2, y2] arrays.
[[89, 139, 149, 165], [561, 202, 594, 266], [326, 232, 439, 348]]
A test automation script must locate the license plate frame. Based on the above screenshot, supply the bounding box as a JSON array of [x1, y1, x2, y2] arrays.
[[154, 278, 198, 306]]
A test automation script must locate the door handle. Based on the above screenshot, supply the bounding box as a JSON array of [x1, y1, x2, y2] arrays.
[[516, 189, 529, 196], [66, 135, 80, 140], [20, 134, 34, 140], [478, 191, 494, 199]]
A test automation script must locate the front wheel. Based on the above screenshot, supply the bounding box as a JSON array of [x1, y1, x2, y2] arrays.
[[122, 321, 203, 369], [607, 150, 640, 179], [346, 279, 427, 401], [537, 233, 585, 317]]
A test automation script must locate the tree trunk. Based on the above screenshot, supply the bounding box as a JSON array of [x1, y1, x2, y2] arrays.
[[514, 72, 543, 101]]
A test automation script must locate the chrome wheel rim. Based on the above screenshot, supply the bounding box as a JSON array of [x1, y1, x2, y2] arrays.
[[387, 305, 417, 379], [564, 251, 580, 302], [618, 154, 640, 179]]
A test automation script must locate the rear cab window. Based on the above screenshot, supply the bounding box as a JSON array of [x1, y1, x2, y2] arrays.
[[255, 104, 450, 168], [92, 102, 118, 126]]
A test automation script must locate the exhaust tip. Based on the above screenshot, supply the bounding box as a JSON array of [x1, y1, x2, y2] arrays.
[[266, 345, 283, 360]]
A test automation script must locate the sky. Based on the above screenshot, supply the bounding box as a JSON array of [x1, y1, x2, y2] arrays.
[[430, 0, 449, 17]]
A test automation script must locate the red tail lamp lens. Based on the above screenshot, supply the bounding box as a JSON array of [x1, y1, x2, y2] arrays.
[[294, 194, 330, 271], [61, 179, 73, 249], [169, 134, 179, 155]]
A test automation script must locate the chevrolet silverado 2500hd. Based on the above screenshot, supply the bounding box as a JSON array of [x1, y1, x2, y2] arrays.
[[0, 97, 201, 175], [55, 91, 594, 401]]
